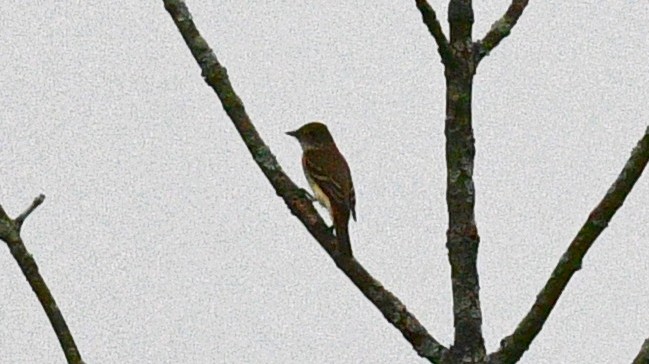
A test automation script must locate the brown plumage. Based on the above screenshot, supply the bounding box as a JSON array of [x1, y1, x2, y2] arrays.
[[287, 122, 356, 256]]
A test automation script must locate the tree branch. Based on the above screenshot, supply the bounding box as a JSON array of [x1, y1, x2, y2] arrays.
[[444, 67, 485, 360], [475, 0, 530, 63], [442, 1, 486, 360], [448, 0, 474, 44], [163, 0, 448, 361], [0, 195, 84, 364], [632, 338, 649, 364], [15, 194, 45, 229], [415, 0, 453, 66], [489, 126, 649, 364]]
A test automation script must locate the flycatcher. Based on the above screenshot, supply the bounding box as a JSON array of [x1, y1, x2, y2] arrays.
[[287, 122, 356, 257]]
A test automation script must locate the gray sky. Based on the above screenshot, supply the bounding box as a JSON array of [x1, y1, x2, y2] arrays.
[[1, 1, 648, 363]]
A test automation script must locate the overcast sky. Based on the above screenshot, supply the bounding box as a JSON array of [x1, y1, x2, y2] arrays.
[[1, 1, 648, 363]]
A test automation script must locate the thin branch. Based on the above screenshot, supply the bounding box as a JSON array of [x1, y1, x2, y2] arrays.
[[15, 194, 45, 229], [163, 0, 448, 361], [415, 0, 453, 66], [475, 0, 530, 63], [489, 126, 649, 364], [632, 338, 649, 364], [0, 196, 84, 364]]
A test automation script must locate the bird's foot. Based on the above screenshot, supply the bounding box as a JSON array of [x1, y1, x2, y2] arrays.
[[326, 224, 335, 234], [298, 188, 316, 202]]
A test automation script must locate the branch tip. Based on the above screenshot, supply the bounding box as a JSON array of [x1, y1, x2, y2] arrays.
[[477, 0, 529, 63], [15, 194, 46, 227]]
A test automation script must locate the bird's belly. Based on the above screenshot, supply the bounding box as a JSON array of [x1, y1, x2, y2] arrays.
[[305, 175, 333, 219]]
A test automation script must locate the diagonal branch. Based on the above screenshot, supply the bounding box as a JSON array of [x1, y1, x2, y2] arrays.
[[163, 0, 449, 361], [415, 0, 454, 66], [633, 338, 649, 364], [489, 126, 649, 364], [475, 0, 530, 63], [0, 196, 84, 364]]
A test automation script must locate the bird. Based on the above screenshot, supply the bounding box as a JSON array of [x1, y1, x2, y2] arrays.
[[287, 122, 356, 257]]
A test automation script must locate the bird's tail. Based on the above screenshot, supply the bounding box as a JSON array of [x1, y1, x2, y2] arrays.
[[334, 216, 353, 257]]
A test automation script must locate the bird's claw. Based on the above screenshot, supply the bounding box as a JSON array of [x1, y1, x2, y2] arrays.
[[298, 188, 316, 202], [326, 224, 335, 234]]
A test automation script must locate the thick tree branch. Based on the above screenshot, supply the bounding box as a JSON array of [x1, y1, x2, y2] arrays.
[[633, 338, 649, 364], [444, 69, 484, 361], [489, 126, 649, 364], [0, 195, 84, 364], [415, 0, 453, 66], [475, 0, 530, 63], [444, 1, 486, 361], [163, 1, 448, 361], [448, 0, 474, 44]]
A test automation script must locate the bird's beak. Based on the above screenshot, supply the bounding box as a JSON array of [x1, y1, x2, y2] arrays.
[[286, 130, 298, 138]]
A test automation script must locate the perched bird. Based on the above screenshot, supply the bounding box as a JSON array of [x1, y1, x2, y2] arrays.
[[287, 122, 356, 257]]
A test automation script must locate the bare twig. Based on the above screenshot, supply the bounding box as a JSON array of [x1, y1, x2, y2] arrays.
[[15, 194, 45, 229], [489, 126, 649, 364], [0, 196, 45, 245], [476, 0, 530, 63], [0, 196, 84, 364], [415, 0, 453, 66], [163, 0, 448, 361], [632, 338, 649, 364]]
